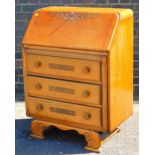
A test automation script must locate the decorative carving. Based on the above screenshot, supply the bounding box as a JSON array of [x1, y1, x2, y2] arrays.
[[49, 63, 74, 71], [83, 131, 101, 149], [50, 12, 98, 22], [31, 121, 46, 139], [49, 107, 76, 116], [30, 120, 120, 153], [48, 86, 75, 94]]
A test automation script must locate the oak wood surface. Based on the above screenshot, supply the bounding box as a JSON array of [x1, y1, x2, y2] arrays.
[[22, 7, 133, 151], [108, 15, 133, 132], [23, 10, 119, 51], [25, 47, 105, 60], [27, 76, 101, 106], [22, 47, 29, 114], [23, 45, 107, 56], [31, 119, 120, 152], [26, 53, 101, 82], [28, 97, 101, 127], [101, 57, 108, 131], [31, 119, 102, 151]]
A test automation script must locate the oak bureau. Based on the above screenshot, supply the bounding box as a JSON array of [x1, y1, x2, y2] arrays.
[[22, 6, 133, 152]]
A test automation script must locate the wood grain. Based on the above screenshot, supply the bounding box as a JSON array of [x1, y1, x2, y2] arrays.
[[27, 76, 101, 106], [22, 9, 119, 51], [28, 96, 101, 127], [108, 15, 133, 132], [22, 7, 133, 151], [26, 53, 101, 82]]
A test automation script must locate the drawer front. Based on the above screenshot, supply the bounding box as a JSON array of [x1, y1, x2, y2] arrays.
[[27, 97, 101, 127], [27, 76, 100, 106], [26, 54, 101, 82]]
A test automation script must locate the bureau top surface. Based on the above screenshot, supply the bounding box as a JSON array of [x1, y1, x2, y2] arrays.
[[22, 6, 133, 52]]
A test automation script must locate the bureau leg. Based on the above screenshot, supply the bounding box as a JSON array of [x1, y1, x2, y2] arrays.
[[83, 128, 120, 153], [30, 120, 120, 153], [83, 131, 101, 153], [31, 120, 48, 139]]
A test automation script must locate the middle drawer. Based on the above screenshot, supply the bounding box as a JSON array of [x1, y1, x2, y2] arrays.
[[27, 76, 101, 106]]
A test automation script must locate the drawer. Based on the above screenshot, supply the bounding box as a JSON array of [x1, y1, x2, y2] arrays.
[[27, 76, 101, 106], [26, 54, 101, 82], [27, 97, 101, 127]]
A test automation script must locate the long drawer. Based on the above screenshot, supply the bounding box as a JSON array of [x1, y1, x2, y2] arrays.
[[27, 97, 101, 127], [27, 76, 101, 106], [26, 54, 101, 82]]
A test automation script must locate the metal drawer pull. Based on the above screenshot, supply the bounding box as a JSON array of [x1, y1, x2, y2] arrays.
[[34, 61, 41, 67], [83, 66, 90, 74], [83, 112, 91, 120], [82, 90, 90, 97], [36, 104, 43, 111], [35, 83, 42, 90]]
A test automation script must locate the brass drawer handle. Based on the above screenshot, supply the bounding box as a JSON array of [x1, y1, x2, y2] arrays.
[[34, 61, 41, 67], [36, 104, 43, 111], [83, 112, 91, 120], [82, 90, 90, 97], [83, 66, 90, 74], [35, 83, 42, 90]]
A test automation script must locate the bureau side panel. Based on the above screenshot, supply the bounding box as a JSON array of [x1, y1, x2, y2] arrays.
[[108, 16, 133, 132]]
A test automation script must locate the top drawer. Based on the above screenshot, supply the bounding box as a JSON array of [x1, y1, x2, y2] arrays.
[[26, 54, 101, 82]]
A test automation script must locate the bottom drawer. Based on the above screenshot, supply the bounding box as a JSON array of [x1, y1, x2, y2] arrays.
[[27, 97, 101, 127]]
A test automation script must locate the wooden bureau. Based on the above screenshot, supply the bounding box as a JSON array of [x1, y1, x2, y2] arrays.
[[22, 6, 133, 152]]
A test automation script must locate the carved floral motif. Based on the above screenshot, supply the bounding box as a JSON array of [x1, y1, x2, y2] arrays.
[[84, 132, 101, 149], [31, 121, 45, 137], [31, 120, 101, 151], [49, 12, 97, 22]]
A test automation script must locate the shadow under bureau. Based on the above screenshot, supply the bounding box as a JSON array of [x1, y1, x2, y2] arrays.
[[22, 6, 133, 152]]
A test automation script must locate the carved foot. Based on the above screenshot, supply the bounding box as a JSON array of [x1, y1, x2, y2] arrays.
[[31, 120, 48, 139], [82, 131, 101, 153], [30, 120, 120, 153]]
